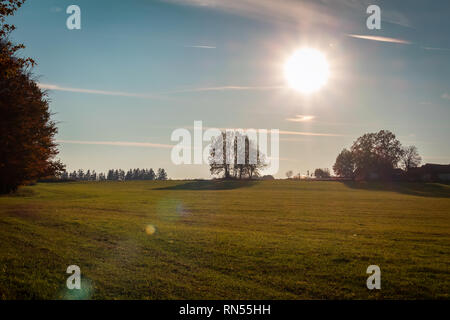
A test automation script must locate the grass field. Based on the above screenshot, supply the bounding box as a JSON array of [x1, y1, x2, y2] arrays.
[[0, 180, 449, 299]]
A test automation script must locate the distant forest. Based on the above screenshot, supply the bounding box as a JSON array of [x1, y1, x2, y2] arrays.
[[59, 168, 168, 181]]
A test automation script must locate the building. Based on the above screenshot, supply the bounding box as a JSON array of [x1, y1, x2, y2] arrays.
[[407, 164, 450, 182]]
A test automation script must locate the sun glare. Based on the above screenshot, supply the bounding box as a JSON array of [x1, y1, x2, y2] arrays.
[[284, 48, 330, 94]]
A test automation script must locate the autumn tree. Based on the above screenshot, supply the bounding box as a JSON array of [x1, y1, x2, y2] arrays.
[[333, 130, 406, 180], [0, 0, 65, 193], [333, 148, 355, 178], [350, 130, 403, 178]]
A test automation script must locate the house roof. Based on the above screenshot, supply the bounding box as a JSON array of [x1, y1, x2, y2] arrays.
[[410, 163, 450, 174]]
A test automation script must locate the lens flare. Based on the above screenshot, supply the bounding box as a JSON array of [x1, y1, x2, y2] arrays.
[[145, 224, 156, 235], [155, 198, 188, 222], [57, 277, 94, 300]]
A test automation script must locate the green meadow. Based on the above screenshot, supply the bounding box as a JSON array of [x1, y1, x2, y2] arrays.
[[0, 180, 449, 299]]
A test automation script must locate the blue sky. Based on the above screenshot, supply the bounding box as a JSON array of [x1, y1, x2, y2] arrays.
[[7, 0, 450, 178]]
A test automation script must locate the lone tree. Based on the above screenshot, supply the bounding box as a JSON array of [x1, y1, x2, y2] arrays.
[[209, 131, 267, 179], [333, 130, 419, 180], [333, 148, 355, 178], [351, 130, 403, 178], [0, 0, 63, 193], [401, 146, 421, 172], [314, 168, 330, 179], [209, 132, 233, 179], [285, 170, 293, 179], [157, 168, 168, 180]]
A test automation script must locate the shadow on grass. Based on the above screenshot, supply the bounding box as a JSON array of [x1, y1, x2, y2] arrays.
[[342, 181, 450, 198], [155, 179, 258, 191], [0, 187, 36, 198]]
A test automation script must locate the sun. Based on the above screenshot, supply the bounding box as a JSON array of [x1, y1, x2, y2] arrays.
[[284, 48, 330, 94]]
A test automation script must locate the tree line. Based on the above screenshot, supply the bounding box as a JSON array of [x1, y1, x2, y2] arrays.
[[59, 168, 168, 181], [285, 168, 331, 179]]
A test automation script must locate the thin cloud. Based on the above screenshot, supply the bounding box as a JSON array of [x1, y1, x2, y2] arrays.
[[50, 6, 62, 13], [38, 83, 165, 100], [166, 0, 413, 32], [39, 82, 283, 97], [423, 155, 450, 161], [164, 85, 284, 94], [286, 115, 315, 122], [279, 130, 344, 137], [165, 0, 344, 29], [211, 127, 342, 137], [382, 10, 413, 29], [347, 34, 411, 45], [422, 47, 450, 52], [184, 45, 216, 49], [442, 93, 450, 100], [56, 140, 174, 149]]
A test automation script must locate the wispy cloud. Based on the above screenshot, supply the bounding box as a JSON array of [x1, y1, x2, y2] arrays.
[[56, 140, 174, 148], [423, 155, 450, 162], [164, 85, 284, 94], [382, 10, 413, 28], [347, 36, 450, 51], [165, 0, 343, 29], [347, 34, 411, 45], [286, 115, 315, 122], [184, 45, 216, 49], [213, 128, 344, 137], [38, 83, 165, 100], [279, 130, 344, 137], [166, 0, 413, 32], [50, 6, 62, 13], [39, 82, 283, 98], [442, 93, 450, 100], [422, 46, 450, 52]]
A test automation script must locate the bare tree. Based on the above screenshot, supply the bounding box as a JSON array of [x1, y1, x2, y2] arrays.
[[285, 170, 293, 179], [401, 146, 421, 172], [209, 131, 267, 179], [209, 132, 232, 179]]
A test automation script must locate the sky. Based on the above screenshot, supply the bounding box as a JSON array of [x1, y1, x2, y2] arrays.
[[6, 0, 450, 179]]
